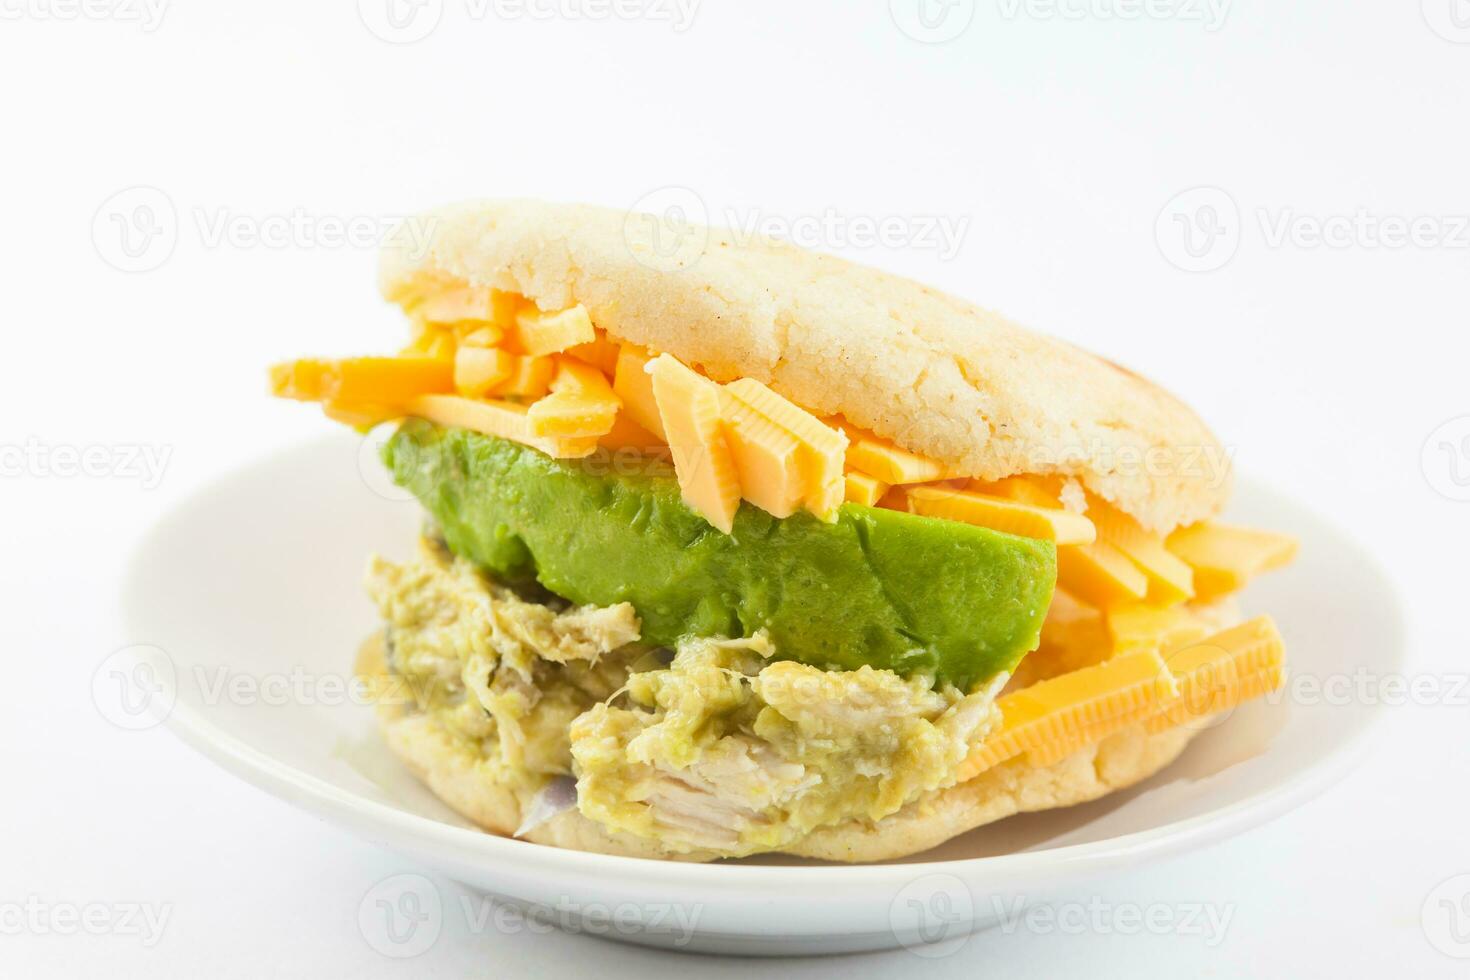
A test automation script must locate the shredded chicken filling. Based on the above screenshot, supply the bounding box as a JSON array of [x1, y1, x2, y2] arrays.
[[367, 537, 643, 788], [366, 537, 1003, 856], [571, 636, 1000, 855]]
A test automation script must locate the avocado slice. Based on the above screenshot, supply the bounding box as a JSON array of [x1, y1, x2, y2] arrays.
[[384, 419, 1055, 690]]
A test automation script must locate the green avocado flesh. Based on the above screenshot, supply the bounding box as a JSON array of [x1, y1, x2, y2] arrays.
[[383, 419, 1056, 691]]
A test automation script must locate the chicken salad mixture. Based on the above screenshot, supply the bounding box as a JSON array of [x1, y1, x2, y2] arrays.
[[367, 537, 1002, 856]]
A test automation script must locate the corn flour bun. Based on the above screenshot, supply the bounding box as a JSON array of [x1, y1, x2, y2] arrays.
[[370, 198, 1236, 860], [380, 198, 1230, 531], [358, 636, 1208, 864]]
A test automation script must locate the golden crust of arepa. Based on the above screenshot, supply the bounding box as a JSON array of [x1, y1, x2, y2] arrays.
[[380, 198, 1231, 531]]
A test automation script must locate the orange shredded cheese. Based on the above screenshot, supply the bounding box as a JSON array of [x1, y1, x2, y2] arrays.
[[958, 650, 1178, 780]]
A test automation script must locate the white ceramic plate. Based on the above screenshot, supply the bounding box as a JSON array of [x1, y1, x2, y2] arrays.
[[117, 433, 1402, 955]]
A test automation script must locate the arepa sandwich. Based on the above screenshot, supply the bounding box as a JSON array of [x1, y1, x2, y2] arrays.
[[269, 198, 1297, 862]]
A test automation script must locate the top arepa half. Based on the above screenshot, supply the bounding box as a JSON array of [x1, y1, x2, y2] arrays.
[[379, 198, 1230, 532]]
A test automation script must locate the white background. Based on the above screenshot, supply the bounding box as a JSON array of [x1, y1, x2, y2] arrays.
[[3, 1, 1468, 976]]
